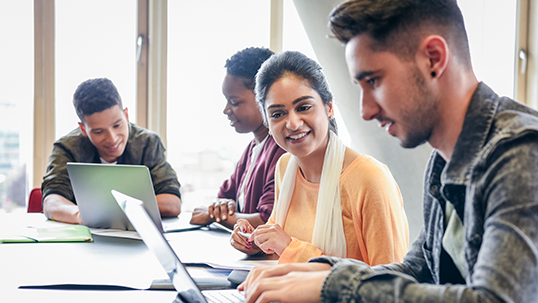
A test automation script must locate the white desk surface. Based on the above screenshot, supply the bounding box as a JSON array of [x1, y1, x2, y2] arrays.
[[0, 210, 273, 303]]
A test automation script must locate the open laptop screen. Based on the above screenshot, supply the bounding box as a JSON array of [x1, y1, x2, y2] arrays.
[[112, 190, 208, 302], [67, 163, 163, 231]]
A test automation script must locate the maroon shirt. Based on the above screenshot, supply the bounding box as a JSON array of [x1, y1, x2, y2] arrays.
[[218, 135, 286, 222]]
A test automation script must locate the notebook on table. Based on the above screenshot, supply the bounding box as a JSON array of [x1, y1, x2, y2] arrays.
[[111, 190, 246, 303], [67, 162, 200, 233]]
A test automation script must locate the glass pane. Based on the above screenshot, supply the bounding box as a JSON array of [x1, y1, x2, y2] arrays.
[[0, 0, 34, 211], [459, 0, 517, 98], [167, 1, 270, 210], [55, 0, 137, 139], [282, 0, 316, 59]]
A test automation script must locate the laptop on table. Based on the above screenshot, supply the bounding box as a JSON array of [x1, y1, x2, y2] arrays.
[[111, 190, 246, 303], [67, 162, 200, 233]]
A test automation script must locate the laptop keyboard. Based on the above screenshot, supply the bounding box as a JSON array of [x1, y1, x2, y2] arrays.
[[204, 290, 245, 303]]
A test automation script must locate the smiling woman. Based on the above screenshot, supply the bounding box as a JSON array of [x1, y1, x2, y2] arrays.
[[231, 51, 410, 265]]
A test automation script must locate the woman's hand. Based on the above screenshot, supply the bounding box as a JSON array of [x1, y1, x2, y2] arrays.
[[251, 223, 292, 256], [189, 198, 236, 225], [208, 198, 236, 223], [189, 206, 213, 225], [231, 219, 262, 255]]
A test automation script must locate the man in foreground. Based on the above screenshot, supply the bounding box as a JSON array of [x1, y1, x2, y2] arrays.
[[240, 0, 538, 302], [42, 78, 181, 224]]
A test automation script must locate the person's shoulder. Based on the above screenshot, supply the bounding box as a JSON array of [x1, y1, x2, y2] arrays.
[[127, 123, 164, 147], [129, 123, 160, 139], [276, 153, 292, 173], [494, 109, 538, 134], [265, 136, 286, 155], [486, 101, 538, 152], [341, 149, 391, 180]]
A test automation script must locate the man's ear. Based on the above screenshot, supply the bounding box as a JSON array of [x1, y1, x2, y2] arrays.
[[419, 35, 449, 78], [78, 122, 88, 137], [123, 107, 129, 123]]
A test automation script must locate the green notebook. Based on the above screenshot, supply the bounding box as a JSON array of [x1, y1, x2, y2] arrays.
[[0, 225, 93, 243]]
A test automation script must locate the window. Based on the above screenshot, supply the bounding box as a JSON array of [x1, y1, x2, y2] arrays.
[[0, 1, 34, 211], [459, 0, 518, 99], [167, 1, 271, 210], [55, 0, 137, 139]]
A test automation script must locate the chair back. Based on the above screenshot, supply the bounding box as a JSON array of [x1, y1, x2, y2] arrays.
[[27, 188, 43, 213]]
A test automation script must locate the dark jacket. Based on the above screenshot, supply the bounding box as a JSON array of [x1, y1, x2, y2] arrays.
[[312, 83, 538, 303], [41, 123, 181, 203], [218, 135, 285, 222]]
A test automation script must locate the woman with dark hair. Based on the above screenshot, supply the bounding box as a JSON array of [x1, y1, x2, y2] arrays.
[[231, 51, 409, 265], [190, 47, 286, 229]]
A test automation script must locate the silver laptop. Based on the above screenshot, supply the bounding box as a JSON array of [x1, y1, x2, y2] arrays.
[[67, 162, 199, 233], [112, 190, 245, 303]]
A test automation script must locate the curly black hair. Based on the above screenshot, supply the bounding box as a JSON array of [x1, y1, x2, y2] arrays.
[[224, 47, 274, 90], [73, 78, 123, 122]]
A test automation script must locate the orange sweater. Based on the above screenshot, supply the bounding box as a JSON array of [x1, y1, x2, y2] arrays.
[[270, 152, 409, 265]]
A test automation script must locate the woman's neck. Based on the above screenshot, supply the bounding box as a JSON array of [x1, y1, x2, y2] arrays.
[[295, 139, 329, 184], [253, 124, 269, 144]]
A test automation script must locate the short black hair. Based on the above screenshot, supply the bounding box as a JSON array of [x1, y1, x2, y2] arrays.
[[255, 51, 337, 134], [329, 0, 471, 66], [225, 47, 275, 90], [73, 78, 123, 122]]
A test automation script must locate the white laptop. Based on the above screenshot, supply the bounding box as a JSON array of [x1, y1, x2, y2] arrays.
[[111, 190, 246, 303], [67, 162, 199, 233]]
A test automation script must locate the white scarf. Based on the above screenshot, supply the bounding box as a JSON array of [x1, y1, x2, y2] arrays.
[[275, 131, 347, 258]]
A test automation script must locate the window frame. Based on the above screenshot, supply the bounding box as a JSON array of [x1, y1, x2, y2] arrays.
[[515, 0, 537, 108]]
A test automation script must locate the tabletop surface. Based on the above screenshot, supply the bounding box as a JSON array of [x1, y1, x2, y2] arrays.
[[0, 210, 276, 303]]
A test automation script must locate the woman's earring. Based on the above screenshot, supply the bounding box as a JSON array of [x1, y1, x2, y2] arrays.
[[268, 130, 272, 136]]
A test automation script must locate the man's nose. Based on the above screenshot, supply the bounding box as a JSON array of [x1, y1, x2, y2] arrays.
[[105, 129, 117, 143], [361, 92, 380, 121]]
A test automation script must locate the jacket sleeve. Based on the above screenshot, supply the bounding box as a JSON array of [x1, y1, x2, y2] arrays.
[[310, 134, 538, 303], [143, 135, 181, 198], [41, 142, 78, 203], [41, 132, 97, 203], [217, 142, 252, 201]]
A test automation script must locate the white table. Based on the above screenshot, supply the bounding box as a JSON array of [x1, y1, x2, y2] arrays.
[[0, 211, 274, 302]]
